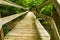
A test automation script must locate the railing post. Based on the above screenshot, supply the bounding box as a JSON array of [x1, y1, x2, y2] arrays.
[[0, 18, 4, 40], [49, 18, 60, 40], [0, 25, 4, 40]]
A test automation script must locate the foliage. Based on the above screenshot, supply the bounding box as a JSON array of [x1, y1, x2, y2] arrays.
[[0, 0, 47, 17], [0, 5, 22, 17], [58, 17, 60, 34], [2, 24, 9, 36], [9, 0, 45, 9], [41, 3, 53, 16], [1, 0, 56, 35]]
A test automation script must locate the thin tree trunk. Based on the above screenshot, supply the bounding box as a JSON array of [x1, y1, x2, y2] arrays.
[[52, 7, 59, 27], [53, 0, 60, 16]]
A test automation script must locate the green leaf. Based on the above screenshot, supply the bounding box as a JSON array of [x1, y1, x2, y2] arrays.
[[41, 3, 53, 16]]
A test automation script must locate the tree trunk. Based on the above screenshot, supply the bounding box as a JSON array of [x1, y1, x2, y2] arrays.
[[52, 7, 59, 27], [53, 0, 60, 16]]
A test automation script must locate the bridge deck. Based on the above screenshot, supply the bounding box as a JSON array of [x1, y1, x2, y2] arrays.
[[4, 12, 50, 40]]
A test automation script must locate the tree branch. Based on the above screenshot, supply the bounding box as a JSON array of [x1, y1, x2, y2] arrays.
[[37, 0, 52, 9]]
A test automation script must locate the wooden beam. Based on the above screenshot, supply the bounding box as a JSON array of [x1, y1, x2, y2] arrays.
[[0, 0, 28, 10], [49, 18, 60, 40], [35, 19, 50, 40], [1, 11, 28, 25]]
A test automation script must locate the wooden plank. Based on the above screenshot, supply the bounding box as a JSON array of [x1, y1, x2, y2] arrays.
[[1, 11, 28, 25], [0, 0, 28, 10], [49, 18, 60, 40], [57, 0, 60, 4], [35, 19, 50, 40]]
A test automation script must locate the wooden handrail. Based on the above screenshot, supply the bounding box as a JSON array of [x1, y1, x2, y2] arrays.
[[49, 18, 60, 40], [38, 13, 60, 40], [35, 19, 50, 40], [0, 0, 28, 10], [0, 11, 28, 40], [1, 11, 28, 25], [3, 11, 50, 40]]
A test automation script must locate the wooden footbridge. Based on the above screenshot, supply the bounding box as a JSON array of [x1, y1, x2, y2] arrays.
[[0, 0, 60, 40], [0, 11, 50, 40], [0, 11, 60, 40]]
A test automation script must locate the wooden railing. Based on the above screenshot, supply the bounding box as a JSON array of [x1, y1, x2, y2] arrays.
[[0, 11, 50, 40], [0, 0, 28, 10], [0, 0, 60, 40], [37, 13, 60, 40], [0, 11, 28, 40]]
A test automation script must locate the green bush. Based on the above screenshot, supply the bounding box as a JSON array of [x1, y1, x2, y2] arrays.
[[2, 25, 9, 36], [41, 3, 53, 16], [9, 0, 45, 9]]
